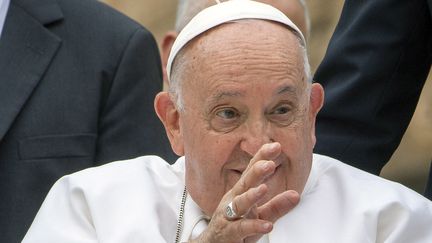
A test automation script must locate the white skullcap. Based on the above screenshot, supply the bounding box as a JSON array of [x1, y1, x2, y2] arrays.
[[167, 0, 306, 83]]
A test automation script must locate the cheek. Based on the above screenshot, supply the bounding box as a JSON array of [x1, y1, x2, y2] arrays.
[[275, 123, 313, 159], [180, 115, 207, 151], [186, 132, 240, 175], [274, 124, 303, 145], [274, 129, 312, 193], [205, 135, 230, 160], [185, 135, 242, 214]]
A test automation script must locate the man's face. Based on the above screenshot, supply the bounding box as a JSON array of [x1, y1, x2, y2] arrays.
[[168, 21, 322, 216]]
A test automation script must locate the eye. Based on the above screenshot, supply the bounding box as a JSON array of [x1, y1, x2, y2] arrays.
[[216, 108, 239, 119], [268, 103, 296, 126], [209, 107, 243, 132], [273, 105, 290, 115]]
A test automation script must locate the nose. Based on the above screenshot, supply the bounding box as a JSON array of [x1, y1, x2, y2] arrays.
[[239, 119, 274, 156]]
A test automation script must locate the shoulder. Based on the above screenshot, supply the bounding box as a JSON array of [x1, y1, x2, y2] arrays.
[[278, 154, 432, 242], [311, 154, 432, 237], [58, 156, 183, 196], [50, 156, 185, 215], [311, 154, 431, 208], [25, 156, 186, 242]]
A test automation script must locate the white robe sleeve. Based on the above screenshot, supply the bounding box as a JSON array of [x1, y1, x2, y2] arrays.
[[22, 176, 97, 243]]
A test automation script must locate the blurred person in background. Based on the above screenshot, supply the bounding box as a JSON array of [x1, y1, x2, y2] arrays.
[[22, 1, 432, 242], [0, 0, 174, 241], [313, 0, 432, 199]]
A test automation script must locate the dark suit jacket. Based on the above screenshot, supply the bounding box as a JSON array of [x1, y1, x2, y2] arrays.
[[0, 0, 176, 241], [314, 0, 432, 199]]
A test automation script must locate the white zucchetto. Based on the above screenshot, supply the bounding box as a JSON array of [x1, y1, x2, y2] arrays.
[[166, 0, 306, 83]]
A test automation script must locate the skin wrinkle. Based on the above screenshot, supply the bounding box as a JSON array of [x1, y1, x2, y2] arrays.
[[201, 81, 307, 124], [207, 85, 299, 113], [170, 20, 308, 111], [196, 20, 307, 85], [205, 86, 304, 136], [194, 52, 304, 106], [203, 41, 300, 77]]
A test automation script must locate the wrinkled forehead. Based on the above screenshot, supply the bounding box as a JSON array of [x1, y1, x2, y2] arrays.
[[176, 21, 306, 102], [167, 0, 305, 83], [178, 19, 303, 71]]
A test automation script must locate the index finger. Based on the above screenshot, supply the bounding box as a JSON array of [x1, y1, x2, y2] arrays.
[[258, 190, 300, 222], [246, 142, 281, 171], [230, 143, 282, 196]]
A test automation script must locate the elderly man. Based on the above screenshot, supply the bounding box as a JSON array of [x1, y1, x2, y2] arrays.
[[23, 1, 432, 242]]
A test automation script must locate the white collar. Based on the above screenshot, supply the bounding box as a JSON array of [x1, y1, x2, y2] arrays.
[[180, 194, 208, 242]]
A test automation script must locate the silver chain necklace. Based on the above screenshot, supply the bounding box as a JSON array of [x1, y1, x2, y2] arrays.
[[174, 186, 188, 243]]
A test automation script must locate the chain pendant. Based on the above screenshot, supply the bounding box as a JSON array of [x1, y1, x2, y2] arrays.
[[175, 186, 188, 243]]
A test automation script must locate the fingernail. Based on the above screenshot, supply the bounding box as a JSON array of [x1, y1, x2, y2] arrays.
[[259, 161, 271, 171], [266, 142, 279, 151], [262, 222, 272, 231]]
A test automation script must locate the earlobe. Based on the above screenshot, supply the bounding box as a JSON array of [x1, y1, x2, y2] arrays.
[[154, 92, 185, 156]]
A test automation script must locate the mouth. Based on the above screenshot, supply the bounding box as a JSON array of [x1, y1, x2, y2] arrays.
[[232, 169, 244, 176]]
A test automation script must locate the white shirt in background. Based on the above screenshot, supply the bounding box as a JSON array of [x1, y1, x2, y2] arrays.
[[0, 0, 10, 39]]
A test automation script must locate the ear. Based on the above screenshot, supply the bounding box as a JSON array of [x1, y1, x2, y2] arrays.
[[161, 31, 178, 88], [154, 92, 185, 156], [308, 83, 324, 147]]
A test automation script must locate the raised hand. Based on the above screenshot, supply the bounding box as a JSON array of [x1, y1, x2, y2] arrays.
[[190, 142, 300, 243]]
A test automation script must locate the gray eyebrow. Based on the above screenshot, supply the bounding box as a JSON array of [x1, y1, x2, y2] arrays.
[[209, 91, 244, 104], [276, 85, 297, 95], [209, 85, 297, 103], [206, 84, 298, 108]]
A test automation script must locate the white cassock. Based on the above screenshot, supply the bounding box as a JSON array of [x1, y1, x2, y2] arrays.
[[22, 154, 432, 243]]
